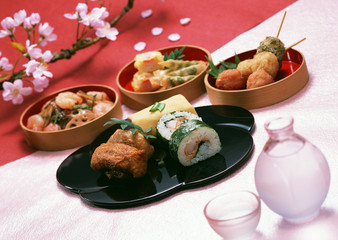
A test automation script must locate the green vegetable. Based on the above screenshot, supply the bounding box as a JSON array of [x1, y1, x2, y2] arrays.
[[104, 118, 156, 140], [149, 102, 166, 112], [164, 46, 186, 61], [205, 54, 241, 79]]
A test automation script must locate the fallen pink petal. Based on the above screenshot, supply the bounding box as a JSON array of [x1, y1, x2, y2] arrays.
[[168, 33, 180, 42], [141, 9, 152, 18], [134, 41, 146, 51], [152, 27, 163, 36], [180, 17, 191, 25]]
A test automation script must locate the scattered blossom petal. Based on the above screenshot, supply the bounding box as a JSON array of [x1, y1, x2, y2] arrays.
[[168, 33, 181, 42], [152, 27, 163, 36], [2, 80, 32, 104], [180, 17, 191, 25], [141, 9, 152, 18], [134, 42, 146, 51]]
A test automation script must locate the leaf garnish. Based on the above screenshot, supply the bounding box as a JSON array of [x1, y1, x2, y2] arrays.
[[104, 118, 156, 140], [149, 102, 166, 112], [205, 54, 241, 79], [164, 46, 186, 61]]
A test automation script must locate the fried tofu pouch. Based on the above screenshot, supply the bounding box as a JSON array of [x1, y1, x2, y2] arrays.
[[128, 94, 198, 136], [91, 130, 154, 179]]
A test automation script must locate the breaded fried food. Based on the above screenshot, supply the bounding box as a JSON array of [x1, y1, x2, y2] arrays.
[[108, 129, 154, 159], [91, 129, 154, 179], [247, 69, 274, 89], [251, 52, 279, 79], [91, 143, 148, 179], [215, 69, 246, 90]]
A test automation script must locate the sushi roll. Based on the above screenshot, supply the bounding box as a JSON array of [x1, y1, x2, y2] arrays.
[[169, 119, 221, 166], [156, 111, 202, 144]]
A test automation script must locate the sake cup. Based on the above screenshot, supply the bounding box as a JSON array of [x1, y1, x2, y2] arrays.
[[204, 191, 261, 240]]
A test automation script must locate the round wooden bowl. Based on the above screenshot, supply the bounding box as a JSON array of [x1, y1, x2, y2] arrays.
[[204, 48, 309, 109], [117, 45, 211, 110], [20, 84, 123, 151]]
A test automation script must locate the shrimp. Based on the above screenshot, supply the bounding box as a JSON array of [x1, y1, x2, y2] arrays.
[[55, 91, 83, 110], [86, 91, 110, 101], [27, 114, 44, 131], [43, 123, 61, 131], [93, 101, 114, 117]]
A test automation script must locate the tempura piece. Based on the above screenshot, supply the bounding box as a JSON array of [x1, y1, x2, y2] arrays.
[[131, 71, 160, 92], [251, 52, 279, 79], [247, 69, 274, 89], [257, 36, 285, 66], [215, 69, 246, 90], [134, 51, 164, 72], [237, 59, 254, 80]]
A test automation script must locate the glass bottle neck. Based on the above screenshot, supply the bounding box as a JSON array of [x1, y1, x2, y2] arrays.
[[265, 116, 294, 140]]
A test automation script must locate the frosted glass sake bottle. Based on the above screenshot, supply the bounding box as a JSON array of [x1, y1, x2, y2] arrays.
[[254, 117, 330, 223]]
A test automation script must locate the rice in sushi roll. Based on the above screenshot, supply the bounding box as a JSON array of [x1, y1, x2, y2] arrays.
[[156, 111, 202, 144], [169, 119, 221, 166]]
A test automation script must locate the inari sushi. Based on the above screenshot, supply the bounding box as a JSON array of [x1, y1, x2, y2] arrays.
[[169, 119, 221, 166], [156, 111, 202, 144]]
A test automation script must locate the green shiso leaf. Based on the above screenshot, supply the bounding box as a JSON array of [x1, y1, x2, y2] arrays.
[[205, 53, 241, 79], [164, 46, 186, 61], [104, 118, 156, 140]]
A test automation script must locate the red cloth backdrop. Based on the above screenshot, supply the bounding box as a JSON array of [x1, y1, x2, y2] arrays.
[[0, 0, 296, 165]]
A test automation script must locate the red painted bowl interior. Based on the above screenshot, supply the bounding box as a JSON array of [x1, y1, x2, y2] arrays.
[[119, 46, 210, 91], [207, 48, 303, 87], [22, 85, 117, 127]]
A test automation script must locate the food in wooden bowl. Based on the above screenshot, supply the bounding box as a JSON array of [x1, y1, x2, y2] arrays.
[[117, 45, 211, 110], [205, 36, 308, 109], [20, 84, 122, 150]]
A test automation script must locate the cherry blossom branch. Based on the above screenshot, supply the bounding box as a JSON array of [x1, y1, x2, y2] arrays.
[[50, 0, 134, 63], [0, 0, 134, 98]]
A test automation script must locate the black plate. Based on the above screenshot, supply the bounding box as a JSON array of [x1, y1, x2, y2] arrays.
[[56, 105, 255, 209]]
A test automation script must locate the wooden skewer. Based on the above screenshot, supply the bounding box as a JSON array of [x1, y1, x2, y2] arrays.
[[276, 11, 287, 38], [286, 37, 306, 50]]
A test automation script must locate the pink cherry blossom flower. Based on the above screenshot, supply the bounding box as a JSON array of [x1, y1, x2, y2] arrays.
[[32, 76, 49, 92], [64, 3, 88, 20], [95, 22, 118, 40], [80, 7, 109, 27], [24, 59, 40, 76], [38, 22, 57, 46], [0, 52, 13, 71], [41, 50, 53, 63], [14, 10, 27, 26], [0, 17, 16, 38], [26, 40, 42, 59], [2, 79, 32, 104], [0, 57, 14, 71], [23, 13, 41, 29]]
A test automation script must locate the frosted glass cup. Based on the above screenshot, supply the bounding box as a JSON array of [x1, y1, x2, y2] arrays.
[[204, 191, 261, 239]]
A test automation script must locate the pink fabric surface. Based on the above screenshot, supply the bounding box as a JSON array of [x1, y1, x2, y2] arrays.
[[0, 0, 295, 166], [2, 0, 338, 239]]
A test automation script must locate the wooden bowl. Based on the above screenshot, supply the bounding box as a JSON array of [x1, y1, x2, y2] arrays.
[[117, 45, 211, 110], [20, 84, 123, 151], [204, 48, 309, 109]]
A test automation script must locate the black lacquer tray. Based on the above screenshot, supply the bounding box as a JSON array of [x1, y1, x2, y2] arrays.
[[56, 105, 255, 209]]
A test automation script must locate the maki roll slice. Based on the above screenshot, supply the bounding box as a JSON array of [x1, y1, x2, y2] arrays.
[[169, 119, 221, 166], [156, 111, 202, 144]]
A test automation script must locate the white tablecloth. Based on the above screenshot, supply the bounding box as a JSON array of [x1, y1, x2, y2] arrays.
[[1, 0, 338, 239]]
